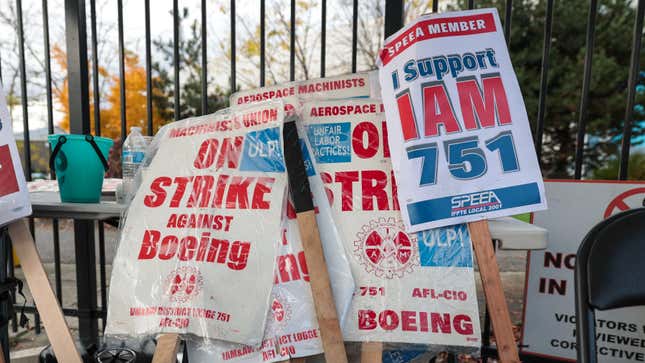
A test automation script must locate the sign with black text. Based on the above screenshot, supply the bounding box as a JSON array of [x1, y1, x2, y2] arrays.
[[522, 180, 645, 362]]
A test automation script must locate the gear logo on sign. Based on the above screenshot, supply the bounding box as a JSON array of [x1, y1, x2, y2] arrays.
[[354, 217, 418, 279], [164, 266, 204, 303], [266, 293, 292, 332]]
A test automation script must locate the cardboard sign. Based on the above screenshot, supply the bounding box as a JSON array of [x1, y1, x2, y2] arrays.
[[230, 72, 377, 111], [229, 86, 356, 323], [522, 180, 645, 362], [0, 86, 31, 226], [302, 98, 480, 347], [297, 72, 379, 100], [231, 83, 300, 115], [106, 103, 287, 346], [377, 9, 546, 232], [187, 204, 324, 362]]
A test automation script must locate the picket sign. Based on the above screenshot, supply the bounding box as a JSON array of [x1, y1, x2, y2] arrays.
[[8, 221, 83, 363], [0, 84, 80, 362], [377, 9, 551, 362], [152, 334, 181, 363], [283, 120, 348, 362], [113, 104, 287, 362]]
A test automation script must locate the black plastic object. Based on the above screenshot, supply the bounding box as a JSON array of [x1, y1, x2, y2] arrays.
[[38, 336, 179, 363], [282, 119, 314, 213], [575, 208, 645, 363]]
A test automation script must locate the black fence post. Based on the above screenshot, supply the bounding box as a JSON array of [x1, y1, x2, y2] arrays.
[[384, 0, 404, 39], [64, 0, 99, 348]]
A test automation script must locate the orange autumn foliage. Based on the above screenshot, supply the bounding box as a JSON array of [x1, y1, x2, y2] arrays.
[[53, 44, 170, 140]]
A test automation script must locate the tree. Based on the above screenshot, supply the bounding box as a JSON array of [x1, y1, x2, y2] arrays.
[[447, 0, 645, 178], [333, 0, 434, 71], [52, 45, 170, 139], [153, 7, 230, 120], [592, 152, 645, 180]]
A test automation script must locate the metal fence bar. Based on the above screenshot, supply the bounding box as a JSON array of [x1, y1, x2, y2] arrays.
[[618, 0, 645, 180], [504, 0, 512, 45], [65, 0, 99, 346], [16, 0, 31, 181], [384, 0, 403, 38], [574, 0, 598, 179], [173, 0, 180, 120], [202, 0, 208, 114], [41, 0, 64, 306], [468, 0, 474, 10], [433, 0, 439, 13], [290, 0, 295, 81], [145, 0, 153, 136], [98, 222, 107, 329], [320, 0, 326, 77], [351, 0, 358, 73], [535, 0, 554, 159], [90, 0, 100, 136], [118, 0, 127, 140], [230, 0, 236, 92], [260, 0, 266, 87]]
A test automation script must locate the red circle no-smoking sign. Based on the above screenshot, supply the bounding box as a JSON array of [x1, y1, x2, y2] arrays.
[[603, 187, 645, 219]]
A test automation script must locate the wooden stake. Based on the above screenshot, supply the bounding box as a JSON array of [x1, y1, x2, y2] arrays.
[[295, 211, 348, 363], [283, 121, 348, 363], [277, 358, 306, 363], [468, 220, 519, 363], [360, 341, 383, 363], [8, 220, 82, 363], [151, 333, 180, 363]]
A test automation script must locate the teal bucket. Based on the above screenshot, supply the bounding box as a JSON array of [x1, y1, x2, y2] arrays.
[[48, 134, 113, 203]]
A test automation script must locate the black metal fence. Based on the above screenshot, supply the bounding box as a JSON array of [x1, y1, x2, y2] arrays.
[[1, 0, 643, 361]]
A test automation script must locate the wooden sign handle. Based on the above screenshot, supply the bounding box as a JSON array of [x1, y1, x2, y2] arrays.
[[152, 333, 180, 363], [8, 220, 83, 363], [468, 220, 520, 363], [283, 121, 348, 363], [360, 341, 383, 363], [296, 211, 348, 363]]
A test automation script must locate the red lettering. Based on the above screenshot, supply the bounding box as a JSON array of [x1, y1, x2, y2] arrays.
[[423, 82, 460, 137], [361, 170, 389, 210], [352, 122, 379, 158], [226, 176, 252, 209], [187, 175, 214, 208], [159, 235, 179, 260], [251, 177, 274, 209], [335, 171, 359, 211], [138, 230, 160, 259], [379, 310, 399, 330], [179, 236, 197, 261], [358, 310, 377, 330], [194, 138, 219, 169], [457, 74, 511, 130], [396, 90, 419, 141], [144, 177, 172, 207]]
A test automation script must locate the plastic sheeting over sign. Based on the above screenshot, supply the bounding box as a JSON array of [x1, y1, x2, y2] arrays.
[[229, 86, 356, 321], [0, 85, 31, 227], [105, 102, 287, 346], [188, 203, 323, 362], [302, 98, 481, 349]]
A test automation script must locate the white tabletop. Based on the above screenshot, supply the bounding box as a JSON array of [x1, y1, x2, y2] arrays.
[[488, 217, 548, 250]]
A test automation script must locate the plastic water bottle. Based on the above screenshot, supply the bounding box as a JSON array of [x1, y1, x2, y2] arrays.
[[122, 126, 147, 200]]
